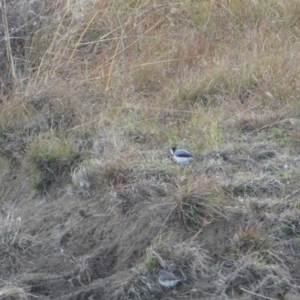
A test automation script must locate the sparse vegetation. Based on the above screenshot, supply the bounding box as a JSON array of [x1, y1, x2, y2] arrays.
[[0, 0, 300, 299]]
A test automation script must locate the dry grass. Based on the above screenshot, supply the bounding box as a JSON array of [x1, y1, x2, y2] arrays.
[[1, 0, 300, 299], [0, 284, 31, 300], [0, 204, 33, 290]]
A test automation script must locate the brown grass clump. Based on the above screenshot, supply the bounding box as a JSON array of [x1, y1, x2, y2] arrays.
[[172, 175, 226, 231]]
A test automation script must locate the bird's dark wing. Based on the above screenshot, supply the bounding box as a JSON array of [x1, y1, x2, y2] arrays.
[[175, 149, 194, 157]]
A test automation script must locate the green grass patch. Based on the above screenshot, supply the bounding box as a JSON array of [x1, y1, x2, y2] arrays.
[[26, 136, 82, 191]]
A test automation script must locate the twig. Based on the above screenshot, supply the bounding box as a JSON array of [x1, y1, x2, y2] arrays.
[[117, 10, 125, 58], [1, 0, 17, 85], [282, 188, 300, 201], [240, 287, 276, 300]]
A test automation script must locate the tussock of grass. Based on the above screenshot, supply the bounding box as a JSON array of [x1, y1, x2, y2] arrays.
[[232, 224, 269, 254], [169, 175, 226, 231], [72, 159, 171, 188], [0, 284, 31, 300], [26, 135, 82, 191]]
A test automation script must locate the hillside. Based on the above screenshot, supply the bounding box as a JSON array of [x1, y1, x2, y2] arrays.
[[1, 1, 300, 299]]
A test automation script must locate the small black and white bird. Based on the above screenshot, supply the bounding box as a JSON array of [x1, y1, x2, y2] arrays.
[[170, 146, 194, 165], [158, 270, 183, 288]]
